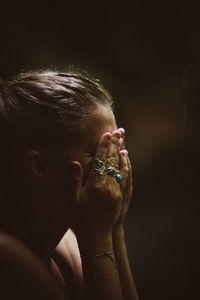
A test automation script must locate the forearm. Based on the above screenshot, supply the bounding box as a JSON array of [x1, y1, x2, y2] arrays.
[[77, 233, 124, 300], [112, 227, 139, 300]]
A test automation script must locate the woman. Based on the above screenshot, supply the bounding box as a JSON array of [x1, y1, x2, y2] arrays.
[[0, 70, 139, 300]]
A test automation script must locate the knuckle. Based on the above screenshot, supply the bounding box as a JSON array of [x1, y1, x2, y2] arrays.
[[87, 183, 104, 197], [106, 157, 118, 166], [105, 185, 113, 197], [95, 154, 106, 163], [94, 182, 101, 190], [124, 166, 129, 173]]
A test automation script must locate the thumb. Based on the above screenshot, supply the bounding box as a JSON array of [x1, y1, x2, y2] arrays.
[[70, 161, 83, 204]]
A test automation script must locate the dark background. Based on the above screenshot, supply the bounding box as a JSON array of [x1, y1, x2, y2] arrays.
[[1, 1, 199, 299]]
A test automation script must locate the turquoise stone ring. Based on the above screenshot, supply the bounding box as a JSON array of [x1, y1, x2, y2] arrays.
[[105, 167, 122, 184], [115, 174, 122, 183]]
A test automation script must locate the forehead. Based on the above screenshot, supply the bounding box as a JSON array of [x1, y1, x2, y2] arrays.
[[82, 104, 117, 149]]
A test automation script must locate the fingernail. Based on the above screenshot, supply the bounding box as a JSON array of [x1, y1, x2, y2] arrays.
[[121, 150, 128, 157], [119, 127, 125, 134], [115, 131, 121, 139], [106, 134, 112, 141]]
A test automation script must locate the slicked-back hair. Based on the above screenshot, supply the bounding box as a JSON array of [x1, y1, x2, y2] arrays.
[[0, 70, 113, 151]]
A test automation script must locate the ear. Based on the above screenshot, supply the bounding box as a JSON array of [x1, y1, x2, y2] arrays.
[[69, 161, 83, 204], [24, 150, 49, 184]]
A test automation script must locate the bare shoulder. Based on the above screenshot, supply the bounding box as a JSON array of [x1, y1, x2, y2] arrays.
[[56, 229, 83, 280], [0, 231, 37, 262], [0, 231, 69, 300], [55, 229, 84, 299], [0, 231, 48, 274]]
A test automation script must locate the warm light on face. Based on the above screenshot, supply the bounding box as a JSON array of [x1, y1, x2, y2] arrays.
[[66, 104, 118, 181]]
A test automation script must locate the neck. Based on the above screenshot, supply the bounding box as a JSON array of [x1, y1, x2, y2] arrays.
[[4, 221, 69, 263], [1, 189, 70, 263], [1, 212, 69, 264]]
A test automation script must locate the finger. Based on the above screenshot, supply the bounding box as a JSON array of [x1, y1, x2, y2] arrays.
[[119, 137, 125, 150], [118, 128, 125, 138], [127, 155, 133, 187], [119, 129, 126, 150], [94, 132, 112, 163], [70, 161, 83, 204], [119, 150, 129, 191], [106, 130, 122, 169], [87, 132, 111, 185]]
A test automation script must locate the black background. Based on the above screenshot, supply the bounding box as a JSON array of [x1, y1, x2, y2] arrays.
[[1, 1, 200, 299]]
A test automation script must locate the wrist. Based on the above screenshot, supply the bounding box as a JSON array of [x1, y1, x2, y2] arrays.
[[113, 213, 126, 230], [112, 226, 125, 242], [113, 223, 124, 233], [77, 232, 113, 257]]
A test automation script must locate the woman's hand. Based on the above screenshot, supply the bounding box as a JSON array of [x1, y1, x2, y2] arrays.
[[66, 128, 136, 300], [68, 130, 130, 239]]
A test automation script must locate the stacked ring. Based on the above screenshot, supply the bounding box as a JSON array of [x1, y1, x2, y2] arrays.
[[94, 159, 106, 175], [93, 159, 123, 183], [105, 167, 123, 183], [115, 174, 123, 183]]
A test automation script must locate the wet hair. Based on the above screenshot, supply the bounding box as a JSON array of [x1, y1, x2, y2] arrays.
[[0, 70, 113, 152], [0, 69, 113, 199]]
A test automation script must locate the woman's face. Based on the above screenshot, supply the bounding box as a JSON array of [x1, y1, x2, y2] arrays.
[[38, 104, 118, 229], [67, 104, 118, 180]]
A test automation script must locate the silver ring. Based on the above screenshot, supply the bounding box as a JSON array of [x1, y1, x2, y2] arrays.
[[105, 167, 122, 183], [105, 167, 117, 177], [93, 159, 105, 175]]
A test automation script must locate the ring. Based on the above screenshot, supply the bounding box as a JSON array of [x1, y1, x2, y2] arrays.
[[105, 167, 122, 183], [115, 174, 123, 183], [93, 159, 106, 175]]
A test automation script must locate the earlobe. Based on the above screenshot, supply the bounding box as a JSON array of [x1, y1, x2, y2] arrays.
[[24, 150, 49, 183]]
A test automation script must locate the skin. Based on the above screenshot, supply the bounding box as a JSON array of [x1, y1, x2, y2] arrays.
[[52, 104, 122, 297], [54, 104, 139, 299], [0, 103, 139, 300], [1, 104, 119, 260], [65, 104, 119, 180]]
